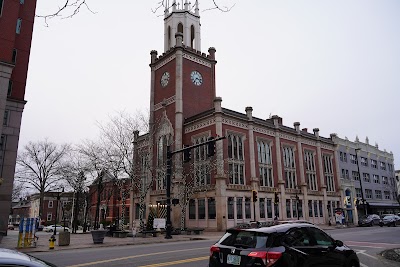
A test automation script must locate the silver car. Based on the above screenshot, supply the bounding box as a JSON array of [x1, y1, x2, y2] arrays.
[[0, 248, 57, 267], [379, 215, 400, 227]]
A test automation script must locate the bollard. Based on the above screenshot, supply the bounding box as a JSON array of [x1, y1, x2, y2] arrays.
[[49, 235, 56, 250]]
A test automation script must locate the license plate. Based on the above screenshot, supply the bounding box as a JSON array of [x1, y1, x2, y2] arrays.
[[227, 254, 241, 265]]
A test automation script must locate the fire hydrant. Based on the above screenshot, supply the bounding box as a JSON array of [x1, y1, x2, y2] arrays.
[[49, 235, 56, 250]]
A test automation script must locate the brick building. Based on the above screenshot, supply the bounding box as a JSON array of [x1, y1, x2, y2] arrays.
[[0, 0, 37, 234], [129, 1, 342, 231]]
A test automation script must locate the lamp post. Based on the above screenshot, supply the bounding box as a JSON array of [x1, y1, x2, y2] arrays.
[[295, 188, 300, 220], [53, 187, 64, 236], [355, 148, 368, 216]]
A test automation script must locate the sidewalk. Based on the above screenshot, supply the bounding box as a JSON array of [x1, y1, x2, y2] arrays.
[[0, 230, 224, 253]]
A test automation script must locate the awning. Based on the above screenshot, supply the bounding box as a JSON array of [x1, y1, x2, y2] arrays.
[[366, 202, 400, 207]]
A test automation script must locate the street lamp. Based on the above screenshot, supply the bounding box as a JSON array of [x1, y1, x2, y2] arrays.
[[295, 188, 300, 220], [355, 148, 368, 216], [53, 187, 65, 236]]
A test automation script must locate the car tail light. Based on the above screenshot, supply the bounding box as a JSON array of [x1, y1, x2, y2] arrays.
[[248, 251, 282, 267], [210, 245, 220, 256]]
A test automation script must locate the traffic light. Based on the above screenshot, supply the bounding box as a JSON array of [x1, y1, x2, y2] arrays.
[[252, 190, 258, 202], [274, 192, 279, 203], [183, 146, 191, 163], [207, 137, 216, 157]]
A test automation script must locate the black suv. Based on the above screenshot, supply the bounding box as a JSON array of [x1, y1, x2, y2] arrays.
[[209, 223, 359, 267]]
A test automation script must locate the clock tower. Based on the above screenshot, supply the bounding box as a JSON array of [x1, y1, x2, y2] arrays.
[[149, 0, 217, 153]]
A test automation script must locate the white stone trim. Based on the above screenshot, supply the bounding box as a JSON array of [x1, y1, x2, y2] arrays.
[[184, 119, 216, 133], [183, 52, 212, 68], [154, 96, 176, 111], [222, 118, 248, 130], [153, 54, 176, 71]]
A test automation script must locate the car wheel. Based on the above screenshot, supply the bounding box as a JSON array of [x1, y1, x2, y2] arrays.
[[379, 223, 383, 227], [369, 222, 373, 227], [393, 222, 396, 227]]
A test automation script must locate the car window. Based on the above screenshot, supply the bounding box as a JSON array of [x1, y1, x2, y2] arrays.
[[219, 230, 269, 248], [283, 228, 310, 247], [307, 227, 334, 246]]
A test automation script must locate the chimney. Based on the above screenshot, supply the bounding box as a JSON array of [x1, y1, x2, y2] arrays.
[[214, 97, 222, 113], [294, 122, 300, 133], [245, 107, 253, 120], [272, 115, 280, 128], [150, 50, 158, 64], [302, 128, 308, 133], [208, 47, 216, 60], [313, 128, 320, 138]]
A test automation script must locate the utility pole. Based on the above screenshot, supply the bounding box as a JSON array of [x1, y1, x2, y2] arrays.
[[355, 148, 368, 216], [164, 136, 225, 239]]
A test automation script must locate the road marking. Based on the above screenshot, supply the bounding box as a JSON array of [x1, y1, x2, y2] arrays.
[[138, 256, 209, 267], [355, 249, 379, 260], [360, 263, 368, 267], [345, 240, 400, 248], [65, 247, 209, 267]]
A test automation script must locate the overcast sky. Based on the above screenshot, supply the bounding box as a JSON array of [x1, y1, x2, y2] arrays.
[[22, 0, 399, 167]]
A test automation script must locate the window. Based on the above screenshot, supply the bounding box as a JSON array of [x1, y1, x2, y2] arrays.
[[361, 157, 368, 167], [350, 154, 358, 164], [189, 199, 195, 219], [236, 197, 243, 219], [3, 109, 10, 126], [365, 189, 372, 199], [382, 176, 388, 185], [198, 199, 205, 219], [284, 228, 310, 247], [228, 134, 245, 185], [194, 136, 211, 186], [16, 18, 22, 34], [156, 134, 171, 189], [48, 200, 54, 208], [258, 140, 273, 187], [308, 200, 313, 217], [259, 198, 265, 219], [283, 146, 296, 189], [266, 199, 273, 218], [0, 0, 4, 17], [308, 227, 334, 246], [363, 173, 370, 183], [373, 175, 380, 184], [305, 151, 317, 190], [208, 198, 216, 219], [20, 0, 24, 3], [355, 188, 362, 198], [140, 154, 149, 192], [7, 80, 13, 96], [286, 199, 292, 219], [375, 190, 382, 199], [228, 197, 234, 219], [384, 191, 391, 200], [47, 213, 52, 222], [0, 135, 5, 151], [352, 171, 360, 181], [135, 203, 146, 219], [388, 164, 393, 171], [319, 201, 323, 217], [339, 152, 347, 162], [380, 162, 386, 170], [370, 159, 377, 169], [323, 155, 335, 192], [314, 200, 318, 217], [245, 197, 251, 219]]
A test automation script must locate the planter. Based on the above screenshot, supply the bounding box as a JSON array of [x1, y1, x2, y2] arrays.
[[91, 230, 107, 244], [58, 231, 70, 246], [113, 231, 128, 238]]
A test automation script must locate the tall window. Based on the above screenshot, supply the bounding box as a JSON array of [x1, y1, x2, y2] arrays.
[[0, 135, 5, 151], [245, 197, 251, 219], [382, 176, 388, 185], [363, 173, 370, 183], [156, 135, 171, 189], [373, 175, 380, 184], [350, 154, 357, 164], [282, 146, 296, 189], [259, 198, 265, 219], [189, 199, 195, 219], [384, 191, 391, 200], [16, 18, 22, 34], [323, 155, 335, 192], [258, 140, 273, 187], [365, 189, 372, 199], [228, 197, 234, 219], [208, 198, 216, 219], [304, 151, 317, 190], [308, 200, 313, 217], [339, 152, 347, 162], [267, 199, 273, 218], [48, 201, 53, 208], [360, 157, 368, 167], [140, 154, 149, 192], [7, 80, 13, 96], [380, 162, 386, 170], [0, 0, 4, 17], [194, 136, 211, 186], [236, 197, 243, 219], [355, 188, 362, 198], [370, 159, 377, 169], [12, 49, 17, 64], [228, 134, 245, 185], [375, 190, 382, 199], [352, 171, 360, 181], [3, 110, 9, 126], [198, 199, 205, 219]]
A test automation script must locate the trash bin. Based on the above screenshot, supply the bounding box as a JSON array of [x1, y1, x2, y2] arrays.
[[58, 231, 70, 246]]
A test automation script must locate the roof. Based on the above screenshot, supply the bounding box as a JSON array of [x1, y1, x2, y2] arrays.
[[228, 222, 318, 233]]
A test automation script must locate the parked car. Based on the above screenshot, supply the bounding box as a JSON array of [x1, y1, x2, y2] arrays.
[[379, 215, 400, 227], [43, 225, 70, 233], [36, 225, 44, 231], [0, 248, 57, 267], [358, 214, 381, 226], [209, 222, 359, 267], [7, 224, 15, 230]]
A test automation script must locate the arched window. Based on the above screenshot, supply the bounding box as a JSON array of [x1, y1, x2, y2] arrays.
[[177, 23, 183, 33], [190, 25, 195, 48]]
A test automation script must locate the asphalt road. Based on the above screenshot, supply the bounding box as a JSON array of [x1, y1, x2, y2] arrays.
[[31, 226, 400, 267]]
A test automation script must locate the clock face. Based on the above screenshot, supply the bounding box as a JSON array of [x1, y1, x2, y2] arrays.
[[160, 72, 170, 87], [190, 70, 203, 86]]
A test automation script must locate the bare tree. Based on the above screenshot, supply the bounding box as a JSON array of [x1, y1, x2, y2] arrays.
[[36, 0, 234, 25], [15, 139, 71, 219], [12, 181, 25, 201]]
